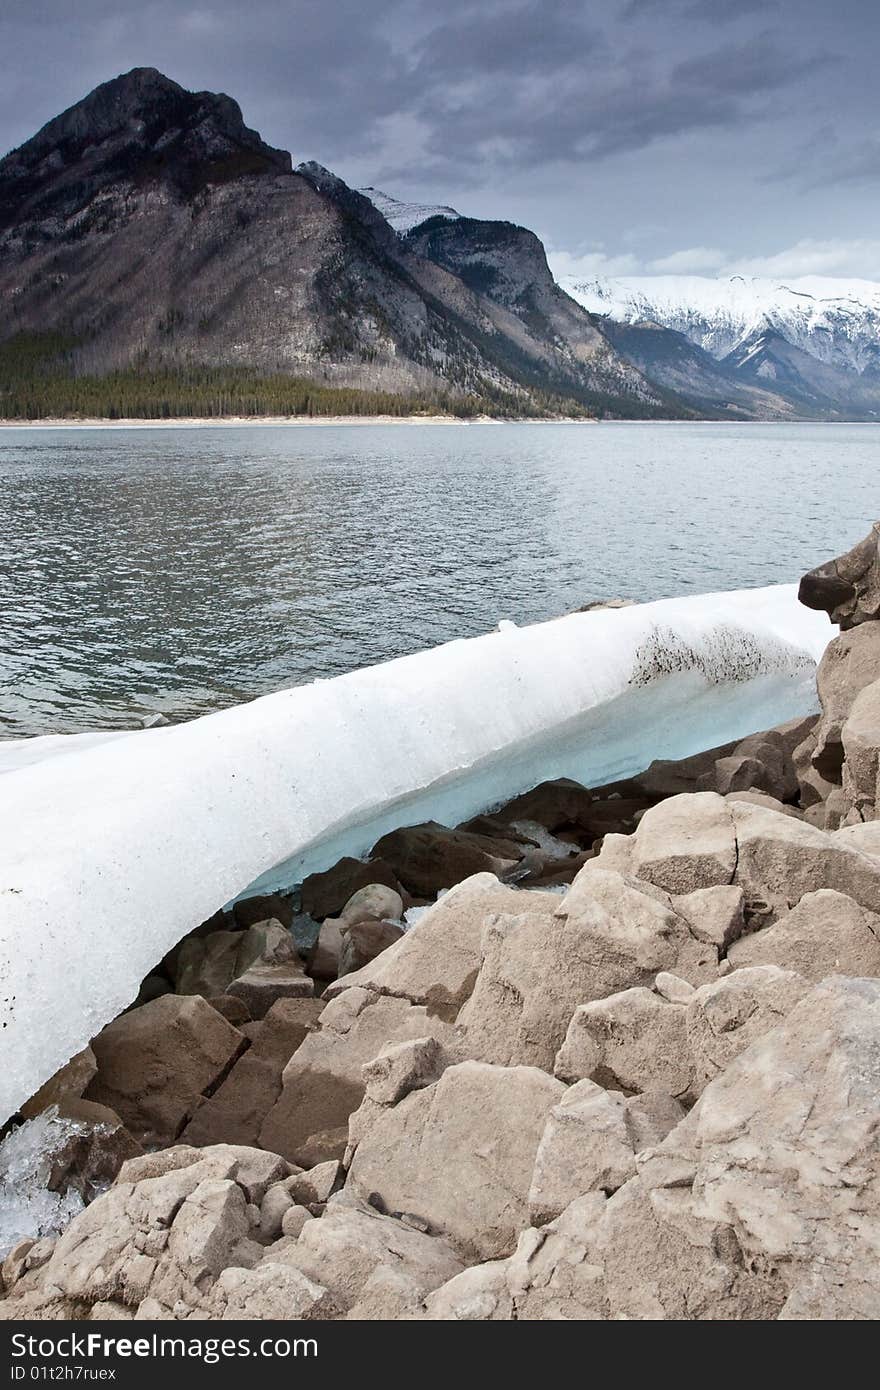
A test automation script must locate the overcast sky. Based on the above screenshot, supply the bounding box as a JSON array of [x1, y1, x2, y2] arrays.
[[1, 0, 877, 280]]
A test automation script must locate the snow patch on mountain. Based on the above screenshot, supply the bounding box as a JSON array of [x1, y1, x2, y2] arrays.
[[560, 274, 880, 375], [359, 186, 461, 235]]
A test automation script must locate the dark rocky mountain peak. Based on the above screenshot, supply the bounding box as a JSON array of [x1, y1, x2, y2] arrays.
[[0, 67, 292, 232]]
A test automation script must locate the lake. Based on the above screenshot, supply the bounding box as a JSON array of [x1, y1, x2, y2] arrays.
[[0, 420, 875, 737]]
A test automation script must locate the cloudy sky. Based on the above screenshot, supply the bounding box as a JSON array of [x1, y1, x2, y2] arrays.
[[1, 0, 877, 280]]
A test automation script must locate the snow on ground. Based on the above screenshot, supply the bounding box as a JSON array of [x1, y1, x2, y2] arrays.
[[0, 585, 831, 1122], [359, 186, 461, 235]]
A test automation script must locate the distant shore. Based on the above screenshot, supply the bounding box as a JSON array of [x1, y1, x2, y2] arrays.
[[0, 413, 599, 430]]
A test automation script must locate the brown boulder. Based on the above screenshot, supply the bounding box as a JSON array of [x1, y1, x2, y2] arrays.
[[180, 999, 322, 1149], [338, 920, 404, 978], [86, 995, 245, 1146], [369, 821, 525, 897], [799, 522, 880, 628], [300, 858, 404, 921]]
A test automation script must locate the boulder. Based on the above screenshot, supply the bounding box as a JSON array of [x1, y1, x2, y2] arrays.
[[205, 1262, 336, 1320], [180, 999, 323, 1149], [729, 800, 880, 916], [86, 996, 246, 1146], [339, 884, 404, 928], [0, 1145, 292, 1319], [300, 858, 404, 921], [232, 894, 294, 930], [258, 989, 462, 1165], [701, 731, 797, 803], [528, 1081, 685, 1226], [266, 1191, 464, 1314], [338, 920, 404, 979], [21, 1047, 98, 1121], [553, 988, 692, 1099], [362, 1036, 445, 1106], [175, 930, 241, 997], [460, 866, 716, 1074], [369, 822, 525, 897], [812, 625, 880, 779], [727, 889, 880, 981], [798, 521, 880, 629], [323, 873, 550, 1016], [632, 793, 737, 895], [841, 678, 880, 822], [347, 1061, 566, 1261], [227, 963, 313, 1018], [671, 884, 745, 949], [685, 965, 810, 1092], [306, 920, 344, 981], [724, 790, 802, 818]]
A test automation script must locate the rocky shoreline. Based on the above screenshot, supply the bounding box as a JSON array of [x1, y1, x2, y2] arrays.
[[2, 526, 880, 1321]]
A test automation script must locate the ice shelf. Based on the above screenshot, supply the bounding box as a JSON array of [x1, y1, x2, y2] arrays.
[[0, 583, 831, 1121]]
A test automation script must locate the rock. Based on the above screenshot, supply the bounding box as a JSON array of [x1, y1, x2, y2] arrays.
[[0, 1145, 292, 1319], [841, 678, 880, 822], [338, 919, 404, 978], [259, 1180, 297, 1240], [654, 972, 695, 1004], [622, 1092, 686, 1151], [258, 989, 462, 1165], [834, 821, 880, 857], [234, 919, 301, 974], [86, 995, 246, 1146], [369, 822, 525, 897], [232, 894, 294, 930], [528, 1082, 637, 1224], [300, 858, 404, 921], [206, 1262, 336, 1319], [798, 521, 880, 628], [727, 889, 880, 980], [685, 965, 810, 1092], [553, 988, 693, 1099], [306, 920, 344, 981], [724, 790, 802, 818], [175, 930, 241, 996], [339, 884, 404, 927], [180, 999, 322, 1149], [604, 976, 880, 1318], [293, 1127, 349, 1167], [46, 1100, 143, 1198], [729, 799, 880, 917], [362, 1036, 444, 1105], [632, 793, 737, 895], [491, 779, 598, 835], [793, 729, 838, 811], [812, 625, 880, 779], [636, 739, 739, 800], [289, 1160, 342, 1208], [227, 962, 313, 1018], [424, 1194, 609, 1320], [21, 1047, 97, 1121], [557, 866, 718, 987], [324, 873, 549, 1016], [671, 884, 745, 949], [206, 996, 252, 1027], [281, 1205, 313, 1239], [347, 1061, 565, 1262], [266, 1191, 464, 1314]]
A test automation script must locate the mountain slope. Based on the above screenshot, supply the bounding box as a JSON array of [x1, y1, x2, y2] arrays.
[[0, 70, 670, 419], [563, 272, 880, 418]]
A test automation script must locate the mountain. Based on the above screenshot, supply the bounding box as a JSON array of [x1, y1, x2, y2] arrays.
[[359, 187, 460, 235], [0, 69, 669, 420], [563, 273, 880, 419]]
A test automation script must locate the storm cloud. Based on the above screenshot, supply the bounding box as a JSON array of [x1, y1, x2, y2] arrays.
[[0, 0, 876, 278]]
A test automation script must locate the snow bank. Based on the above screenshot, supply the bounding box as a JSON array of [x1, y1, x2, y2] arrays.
[[0, 584, 830, 1121]]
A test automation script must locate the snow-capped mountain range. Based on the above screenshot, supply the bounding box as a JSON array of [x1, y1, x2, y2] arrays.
[[561, 274, 880, 378], [358, 187, 461, 235]]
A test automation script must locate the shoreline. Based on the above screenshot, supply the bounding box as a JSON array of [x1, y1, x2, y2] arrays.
[[0, 413, 599, 431]]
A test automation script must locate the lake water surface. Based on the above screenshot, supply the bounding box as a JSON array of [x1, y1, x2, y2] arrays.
[[0, 421, 876, 737]]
